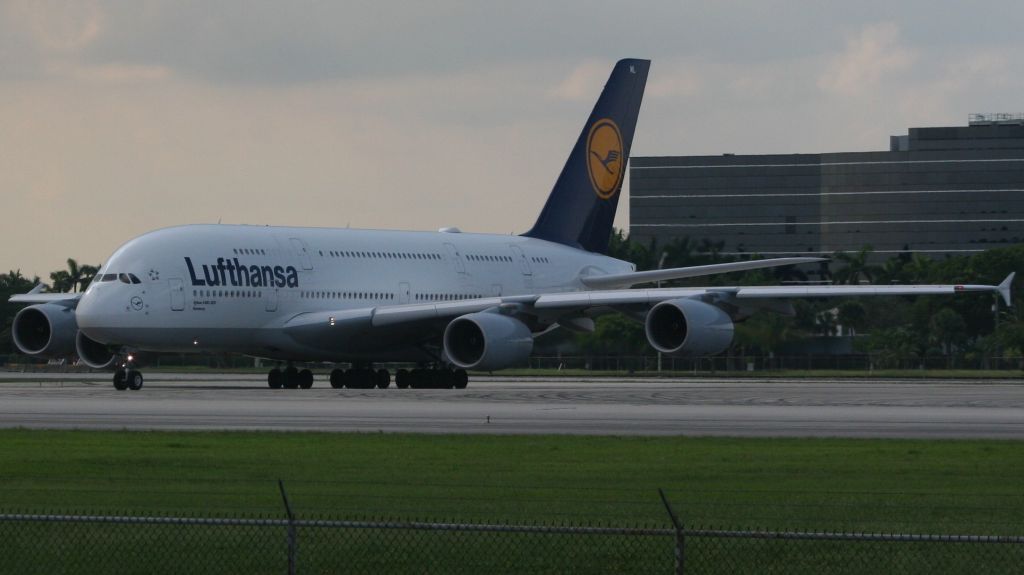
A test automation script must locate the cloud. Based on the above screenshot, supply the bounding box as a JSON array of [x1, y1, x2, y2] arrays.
[[5, 2, 1024, 279], [817, 22, 915, 96], [4, 0, 103, 54], [550, 60, 611, 102]]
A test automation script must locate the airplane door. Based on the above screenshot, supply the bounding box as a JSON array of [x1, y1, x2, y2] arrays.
[[444, 243, 466, 274], [509, 245, 532, 276], [169, 278, 185, 311], [265, 288, 278, 312], [290, 238, 313, 270], [399, 282, 411, 304]]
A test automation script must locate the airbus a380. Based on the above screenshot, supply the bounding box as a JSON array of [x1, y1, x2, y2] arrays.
[[9, 59, 1014, 391]]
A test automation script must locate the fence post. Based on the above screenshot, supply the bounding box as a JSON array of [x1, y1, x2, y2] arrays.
[[279, 479, 298, 575], [659, 488, 685, 575]]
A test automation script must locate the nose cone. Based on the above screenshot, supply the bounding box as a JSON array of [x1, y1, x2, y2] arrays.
[[75, 289, 101, 332]]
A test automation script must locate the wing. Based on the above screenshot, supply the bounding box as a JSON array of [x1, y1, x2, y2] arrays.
[[8, 285, 81, 307], [580, 257, 824, 289], [540, 274, 1014, 311], [280, 273, 1013, 350]]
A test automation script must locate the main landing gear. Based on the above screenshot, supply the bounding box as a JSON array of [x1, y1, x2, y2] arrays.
[[265, 364, 471, 390], [330, 367, 391, 389], [267, 364, 314, 389], [112, 357, 144, 391]]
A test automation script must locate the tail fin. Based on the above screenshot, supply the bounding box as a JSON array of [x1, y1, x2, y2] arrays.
[[523, 58, 649, 254]]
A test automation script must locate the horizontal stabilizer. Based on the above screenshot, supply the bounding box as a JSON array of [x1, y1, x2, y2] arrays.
[[580, 257, 825, 289]]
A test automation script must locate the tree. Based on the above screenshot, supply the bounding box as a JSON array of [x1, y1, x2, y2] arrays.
[[836, 301, 867, 336], [734, 312, 798, 355], [929, 307, 968, 357], [1, 270, 40, 354], [574, 315, 647, 356], [833, 246, 879, 284], [49, 258, 99, 292], [864, 327, 921, 368], [79, 264, 100, 291], [49, 270, 72, 293]]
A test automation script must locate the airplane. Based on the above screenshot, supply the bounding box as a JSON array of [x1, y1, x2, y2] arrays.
[[8, 59, 1015, 391]]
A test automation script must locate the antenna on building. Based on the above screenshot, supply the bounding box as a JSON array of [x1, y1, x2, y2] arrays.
[[969, 113, 1024, 126]]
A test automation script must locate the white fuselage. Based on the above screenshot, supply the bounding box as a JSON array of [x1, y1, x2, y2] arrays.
[[75, 224, 633, 361]]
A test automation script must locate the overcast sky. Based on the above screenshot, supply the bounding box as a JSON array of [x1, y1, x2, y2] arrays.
[[3, 1, 1024, 280]]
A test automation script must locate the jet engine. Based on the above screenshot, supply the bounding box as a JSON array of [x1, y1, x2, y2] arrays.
[[11, 304, 78, 358], [75, 331, 118, 369], [644, 298, 734, 356], [443, 312, 533, 371]]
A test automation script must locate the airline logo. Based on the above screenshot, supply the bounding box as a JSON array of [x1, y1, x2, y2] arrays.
[[185, 257, 299, 288], [586, 118, 624, 200]]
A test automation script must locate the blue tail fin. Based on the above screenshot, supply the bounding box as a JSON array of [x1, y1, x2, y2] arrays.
[[523, 58, 649, 254]]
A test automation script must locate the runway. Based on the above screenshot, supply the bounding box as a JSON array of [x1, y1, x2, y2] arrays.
[[1, 372, 1024, 438]]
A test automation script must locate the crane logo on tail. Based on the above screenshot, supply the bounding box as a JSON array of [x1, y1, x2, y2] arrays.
[[586, 118, 624, 199]]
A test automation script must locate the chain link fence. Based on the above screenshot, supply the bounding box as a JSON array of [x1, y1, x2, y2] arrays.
[[2, 494, 1023, 574]]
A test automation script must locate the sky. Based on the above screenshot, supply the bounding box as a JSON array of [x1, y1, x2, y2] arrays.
[[3, 0, 1024, 281]]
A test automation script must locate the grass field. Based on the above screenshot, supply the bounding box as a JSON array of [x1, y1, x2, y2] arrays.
[[1, 430, 1022, 535]]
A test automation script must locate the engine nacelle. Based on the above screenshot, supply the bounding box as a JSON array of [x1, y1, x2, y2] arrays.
[[11, 304, 78, 358], [645, 298, 734, 356], [76, 331, 118, 369], [443, 312, 533, 371]]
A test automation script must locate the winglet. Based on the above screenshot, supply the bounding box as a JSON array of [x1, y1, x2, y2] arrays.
[[999, 272, 1015, 307]]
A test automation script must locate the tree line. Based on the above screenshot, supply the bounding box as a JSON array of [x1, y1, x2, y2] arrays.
[[564, 231, 1024, 368], [3, 242, 1023, 368]]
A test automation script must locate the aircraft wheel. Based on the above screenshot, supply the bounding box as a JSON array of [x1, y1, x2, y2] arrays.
[[454, 369, 469, 389], [268, 369, 283, 389], [409, 368, 425, 389], [113, 369, 128, 391], [347, 368, 371, 389], [283, 367, 299, 389], [395, 369, 409, 389], [299, 369, 314, 389], [126, 370, 144, 391], [330, 369, 344, 389], [375, 369, 391, 389], [442, 368, 457, 389]]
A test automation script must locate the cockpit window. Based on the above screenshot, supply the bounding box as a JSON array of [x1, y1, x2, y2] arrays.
[[105, 272, 141, 284]]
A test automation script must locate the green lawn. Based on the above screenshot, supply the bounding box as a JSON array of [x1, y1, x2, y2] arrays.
[[0, 430, 1021, 535], [2, 431, 1023, 574]]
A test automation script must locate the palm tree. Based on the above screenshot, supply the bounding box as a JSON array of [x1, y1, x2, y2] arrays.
[[49, 270, 73, 293], [833, 246, 878, 284], [904, 253, 936, 284], [49, 259, 99, 292], [79, 264, 100, 291]]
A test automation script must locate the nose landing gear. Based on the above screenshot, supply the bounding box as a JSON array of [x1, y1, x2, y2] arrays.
[[112, 356, 143, 391]]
